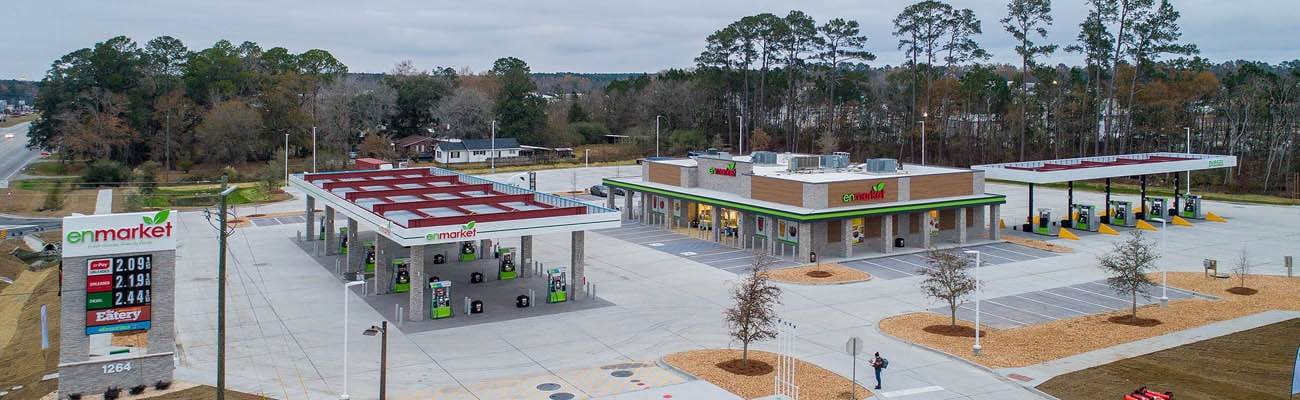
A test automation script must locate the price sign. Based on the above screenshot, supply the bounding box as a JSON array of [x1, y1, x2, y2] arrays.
[[86, 254, 154, 334]]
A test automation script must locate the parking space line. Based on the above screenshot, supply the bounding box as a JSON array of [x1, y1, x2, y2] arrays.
[[855, 259, 917, 277], [984, 299, 1063, 321], [1040, 289, 1125, 310], [889, 256, 931, 271], [974, 250, 1018, 264], [955, 304, 1030, 327], [986, 243, 1048, 259], [1018, 292, 1108, 314], [1006, 294, 1091, 316], [1065, 285, 1133, 304]]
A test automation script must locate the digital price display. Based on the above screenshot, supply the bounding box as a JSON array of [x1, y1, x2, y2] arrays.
[[86, 255, 153, 334]]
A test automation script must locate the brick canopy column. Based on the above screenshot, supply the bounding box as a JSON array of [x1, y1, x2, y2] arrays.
[[571, 231, 586, 299], [305, 196, 316, 241], [957, 207, 968, 245], [882, 214, 894, 254], [520, 235, 533, 278], [324, 207, 336, 255], [990, 204, 1002, 241], [408, 245, 426, 321]]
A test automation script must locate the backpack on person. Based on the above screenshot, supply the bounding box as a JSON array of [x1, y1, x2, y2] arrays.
[[881, 357, 889, 369]]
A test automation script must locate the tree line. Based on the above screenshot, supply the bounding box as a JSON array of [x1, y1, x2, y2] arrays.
[[28, 0, 1300, 195]]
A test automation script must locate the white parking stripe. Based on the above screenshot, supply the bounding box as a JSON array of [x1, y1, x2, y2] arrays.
[[855, 259, 916, 277], [985, 299, 1061, 321], [880, 386, 945, 397], [954, 304, 1030, 326], [1038, 290, 1117, 310], [974, 250, 1017, 263], [1010, 294, 1091, 316]]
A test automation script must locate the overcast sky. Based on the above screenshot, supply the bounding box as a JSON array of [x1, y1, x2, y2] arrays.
[[5, 0, 1297, 80]]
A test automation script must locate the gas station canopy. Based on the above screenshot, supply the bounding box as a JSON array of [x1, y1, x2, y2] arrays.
[[971, 152, 1237, 184], [290, 167, 620, 247]]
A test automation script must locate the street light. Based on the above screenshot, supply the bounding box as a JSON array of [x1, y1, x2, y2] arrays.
[[655, 115, 664, 157], [490, 120, 497, 174], [1184, 126, 1191, 194], [919, 112, 928, 166], [1151, 218, 1168, 306], [362, 321, 389, 400], [312, 126, 318, 173], [963, 250, 982, 356], [341, 280, 365, 399], [284, 133, 290, 187], [736, 115, 745, 155]]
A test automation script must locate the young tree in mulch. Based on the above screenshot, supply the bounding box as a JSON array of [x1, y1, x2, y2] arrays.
[[1229, 246, 1256, 295], [919, 247, 977, 328], [1098, 230, 1159, 319], [724, 249, 783, 368]]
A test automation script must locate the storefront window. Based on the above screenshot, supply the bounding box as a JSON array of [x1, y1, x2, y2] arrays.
[[851, 217, 865, 244]]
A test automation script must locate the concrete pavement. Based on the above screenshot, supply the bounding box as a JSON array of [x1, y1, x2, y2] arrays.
[[165, 170, 1300, 400]]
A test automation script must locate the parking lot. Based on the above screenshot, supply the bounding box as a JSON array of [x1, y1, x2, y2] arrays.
[[929, 280, 1205, 329], [838, 242, 1059, 280], [594, 222, 802, 272]]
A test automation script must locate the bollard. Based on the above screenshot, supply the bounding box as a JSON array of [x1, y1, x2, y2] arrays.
[[1287, 256, 1293, 278], [297, 231, 301, 241], [592, 284, 596, 299], [397, 306, 403, 326], [465, 297, 471, 317], [334, 259, 340, 275], [529, 289, 535, 309], [585, 281, 590, 299]]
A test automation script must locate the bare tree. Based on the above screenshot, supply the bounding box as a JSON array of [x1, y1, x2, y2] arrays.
[[1098, 230, 1159, 318], [1231, 246, 1251, 289], [724, 248, 783, 367], [919, 247, 977, 327]]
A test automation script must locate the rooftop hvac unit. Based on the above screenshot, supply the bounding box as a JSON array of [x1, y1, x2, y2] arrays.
[[701, 152, 732, 160], [819, 154, 849, 169], [787, 156, 821, 172], [864, 158, 898, 173], [751, 151, 777, 164]]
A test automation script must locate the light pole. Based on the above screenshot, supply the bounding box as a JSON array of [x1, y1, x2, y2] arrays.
[[1152, 218, 1168, 306], [737, 115, 744, 155], [919, 112, 928, 166], [490, 120, 497, 174], [584, 149, 590, 168], [1184, 126, 1191, 194], [284, 133, 290, 186], [655, 115, 664, 157], [341, 280, 365, 399], [312, 126, 318, 173], [963, 250, 982, 356], [363, 321, 388, 400]]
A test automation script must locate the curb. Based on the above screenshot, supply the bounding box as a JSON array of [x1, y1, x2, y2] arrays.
[[655, 356, 702, 382], [872, 315, 1061, 400]]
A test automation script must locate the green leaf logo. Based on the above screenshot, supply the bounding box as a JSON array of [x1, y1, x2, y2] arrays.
[[462, 221, 476, 231], [727, 162, 736, 170], [872, 182, 886, 192], [143, 210, 170, 225]]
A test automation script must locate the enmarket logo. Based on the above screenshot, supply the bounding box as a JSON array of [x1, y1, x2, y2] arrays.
[[842, 182, 887, 202], [65, 210, 174, 245], [426, 221, 477, 241], [709, 162, 738, 176]]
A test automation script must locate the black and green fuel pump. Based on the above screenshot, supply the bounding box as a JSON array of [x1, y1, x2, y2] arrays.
[[547, 268, 567, 303], [363, 241, 376, 276], [393, 258, 410, 293], [430, 280, 452, 319], [338, 227, 349, 254], [498, 247, 516, 280], [459, 241, 476, 262]]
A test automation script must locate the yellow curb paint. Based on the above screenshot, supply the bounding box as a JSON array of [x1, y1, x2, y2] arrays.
[[1058, 228, 1080, 240], [1172, 216, 1194, 226], [999, 218, 1006, 229], [1207, 212, 1227, 222], [1098, 224, 1119, 235], [1136, 220, 1158, 231]]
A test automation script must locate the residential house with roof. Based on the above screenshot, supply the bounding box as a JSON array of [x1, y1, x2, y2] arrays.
[[432, 138, 523, 164]]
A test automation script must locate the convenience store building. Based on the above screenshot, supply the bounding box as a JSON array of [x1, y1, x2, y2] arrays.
[[602, 152, 1006, 262]]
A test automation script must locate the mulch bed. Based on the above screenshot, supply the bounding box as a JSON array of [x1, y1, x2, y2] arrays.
[[762, 263, 872, 284], [665, 349, 873, 400]]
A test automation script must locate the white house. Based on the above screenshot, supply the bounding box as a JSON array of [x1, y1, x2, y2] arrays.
[[433, 138, 523, 164]]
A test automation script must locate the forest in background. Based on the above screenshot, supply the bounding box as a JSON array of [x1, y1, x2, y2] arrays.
[[24, 0, 1300, 195]]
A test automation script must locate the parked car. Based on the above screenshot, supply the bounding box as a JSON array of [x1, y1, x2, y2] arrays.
[[589, 185, 624, 197]]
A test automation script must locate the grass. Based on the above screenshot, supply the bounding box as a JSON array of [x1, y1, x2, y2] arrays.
[[22, 160, 82, 177], [138, 185, 279, 208], [0, 113, 38, 128], [1037, 318, 1300, 400], [990, 179, 1300, 206]]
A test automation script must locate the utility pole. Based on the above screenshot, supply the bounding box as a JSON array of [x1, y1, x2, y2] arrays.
[[284, 133, 290, 186], [217, 177, 239, 400], [312, 126, 318, 173]]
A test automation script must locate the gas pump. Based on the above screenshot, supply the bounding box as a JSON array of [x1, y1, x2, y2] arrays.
[[459, 241, 476, 262], [1072, 204, 1099, 232], [363, 242, 376, 277], [1144, 198, 1168, 221], [547, 268, 567, 303], [1034, 208, 1058, 236], [498, 247, 517, 280], [430, 280, 452, 319], [1182, 194, 1205, 219], [1109, 200, 1136, 227], [338, 227, 349, 254], [392, 258, 410, 293]]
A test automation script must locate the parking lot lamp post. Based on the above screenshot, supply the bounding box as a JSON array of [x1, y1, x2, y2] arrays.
[[363, 321, 388, 400], [217, 179, 238, 400], [919, 112, 928, 165], [341, 280, 365, 399], [963, 250, 982, 355], [1184, 126, 1191, 193], [1152, 218, 1168, 306], [655, 115, 664, 157]]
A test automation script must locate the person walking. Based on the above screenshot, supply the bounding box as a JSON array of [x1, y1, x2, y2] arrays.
[[871, 352, 887, 390]]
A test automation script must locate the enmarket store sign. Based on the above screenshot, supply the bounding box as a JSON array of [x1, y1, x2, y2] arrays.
[[425, 221, 478, 242], [62, 211, 178, 257], [841, 182, 887, 203], [709, 162, 738, 176]]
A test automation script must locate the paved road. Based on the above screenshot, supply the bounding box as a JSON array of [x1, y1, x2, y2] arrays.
[[0, 121, 40, 189]]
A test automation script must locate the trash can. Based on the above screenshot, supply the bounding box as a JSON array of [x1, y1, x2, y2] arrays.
[[471, 300, 484, 314], [894, 237, 905, 248], [433, 253, 446, 264], [516, 295, 530, 308], [470, 272, 484, 284]]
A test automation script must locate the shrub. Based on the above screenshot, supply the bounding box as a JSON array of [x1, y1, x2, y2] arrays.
[[135, 161, 162, 194], [178, 159, 194, 174], [81, 160, 131, 187], [103, 387, 121, 400], [220, 166, 240, 183], [154, 380, 172, 390], [68, 393, 82, 400], [129, 385, 147, 395], [39, 180, 63, 211]]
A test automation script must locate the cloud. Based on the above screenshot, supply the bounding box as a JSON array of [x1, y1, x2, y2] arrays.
[[5, 0, 1298, 79]]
